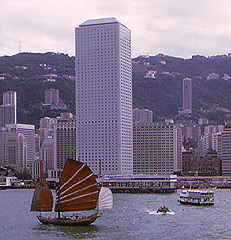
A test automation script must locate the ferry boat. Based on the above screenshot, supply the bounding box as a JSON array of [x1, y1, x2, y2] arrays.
[[178, 189, 214, 205]]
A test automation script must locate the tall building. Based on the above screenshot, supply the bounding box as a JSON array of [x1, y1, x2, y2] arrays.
[[3, 91, 17, 106], [183, 78, 192, 113], [75, 17, 133, 175], [39, 113, 76, 173], [133, 122, 182, 175], [6, 124, 36, 170], [133, 108, 153, 123], [221, 126, 231, 175], [54, 113, 76, 169], [3, 130, 27, 173], [45, 88, 59, 105], [178, 78, 192, 116], [44, 89, 66, 110], [0, 91, 17, 127]]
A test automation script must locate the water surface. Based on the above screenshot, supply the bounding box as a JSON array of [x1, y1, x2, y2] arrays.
[[0, 189, 231, 239]]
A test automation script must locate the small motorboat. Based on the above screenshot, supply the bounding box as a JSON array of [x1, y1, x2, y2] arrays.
[[156, 205, 171, 214]]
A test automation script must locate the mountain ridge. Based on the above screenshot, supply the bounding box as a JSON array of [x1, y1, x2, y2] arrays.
[[1, 52, 231, 127]]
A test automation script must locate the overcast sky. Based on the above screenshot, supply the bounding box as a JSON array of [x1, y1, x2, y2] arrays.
[[1, 0, 231, 58]]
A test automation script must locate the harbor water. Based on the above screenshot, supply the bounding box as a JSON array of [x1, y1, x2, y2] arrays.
[[0, 189, 231, 240]]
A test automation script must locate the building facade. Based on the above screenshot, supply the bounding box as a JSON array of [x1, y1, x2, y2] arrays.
[[0, 91, 17, 128], [133, 122, 182, 175], [54, 113, 76, 169], [133, 108, 153, 124], [221, 126, 231, 175], [39, 113, 76, 174], [178, 78, 192, 116], [75, 17, 133, 175], [3, 131, 27, 173], [45, 88, 59, 105], [183, 78, 192, 113], [6, 124, 36, 170]]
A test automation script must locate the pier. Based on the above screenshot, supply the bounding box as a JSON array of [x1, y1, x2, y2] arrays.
[[97, 174, 177, 193]]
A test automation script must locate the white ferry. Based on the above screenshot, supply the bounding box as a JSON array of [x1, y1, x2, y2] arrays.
[[178, 189, 214, 205]]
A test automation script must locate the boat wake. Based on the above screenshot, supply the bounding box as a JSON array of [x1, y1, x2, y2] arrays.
[[146, 208, 175, 215], [149, 211, 175, 215]]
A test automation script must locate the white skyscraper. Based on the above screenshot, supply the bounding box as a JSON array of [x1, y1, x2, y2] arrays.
[[75, 17, 133, 175]]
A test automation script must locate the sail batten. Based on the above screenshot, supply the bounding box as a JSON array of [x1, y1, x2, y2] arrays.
[[59, 163, 86, 191], [59, 183, 98, 201], [97, 187, 113, 211], [59, 173, 94, 197], [54, 159, 99, 212], [59, 191, 99, 204]]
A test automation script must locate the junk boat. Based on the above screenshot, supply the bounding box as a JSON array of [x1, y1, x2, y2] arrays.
[[178, 189, 214, 205], [31, 158, 113, 226]]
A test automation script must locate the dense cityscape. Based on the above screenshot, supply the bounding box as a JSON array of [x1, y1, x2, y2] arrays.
[[2, 0, 231, 236], [1, 7, 231, 238], [1, 17, 231, 192]]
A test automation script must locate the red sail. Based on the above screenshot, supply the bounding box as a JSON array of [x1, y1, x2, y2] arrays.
[[31, 182, 53, 212], [55, 159, 99, 212]]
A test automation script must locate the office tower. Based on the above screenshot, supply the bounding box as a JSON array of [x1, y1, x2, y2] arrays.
[[133, 122, 182, 174], [54, 113, 76, 169], [6, 124, 36, 169], [40, 137, 54, 172], [133, 108, 153, 123], [221, 126, 231, 175], [0, 91, 17, 127], [3, 130, 27, 172], [0, 128, 5, 165], [44, 88, 67, 110], [39, 117, 56, 147], [3, 91, 17, 106], [75, 17, 133, 175], [39, 113, 76, 173], [182, 78, 192, 113], [45, 88, 59, 104]]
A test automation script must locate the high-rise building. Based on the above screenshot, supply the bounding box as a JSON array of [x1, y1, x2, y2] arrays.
[[221, 126, 231, 175], [45, 88, 59, 105], [44, 88, 66, 110], [3, 91, 17, 106], [133, 122, 182, 174], [178, 78, 192, 116], [75, 17, 133, 175], [3, 130, 27, 173], [133, 108, 153, 123], [39, 113, 76, 173], [6, 124, 36, 169], [54, 113, 76, 169], [183, 78, 192, 113], [0, 91, 17, 127]]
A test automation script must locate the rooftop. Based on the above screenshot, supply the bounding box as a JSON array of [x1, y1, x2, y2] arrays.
[[79, 17, 119, 27]]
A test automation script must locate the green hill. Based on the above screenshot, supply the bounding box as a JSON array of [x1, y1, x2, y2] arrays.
[[0, 52, 231, 127]]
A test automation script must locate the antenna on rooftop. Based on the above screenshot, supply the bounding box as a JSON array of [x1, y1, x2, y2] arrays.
[[19, 41, 21, 53]]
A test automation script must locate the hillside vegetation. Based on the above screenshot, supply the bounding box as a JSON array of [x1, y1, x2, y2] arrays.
[[0, 52, 231, 127]]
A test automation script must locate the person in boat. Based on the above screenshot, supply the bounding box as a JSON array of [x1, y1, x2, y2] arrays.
[[71, 214, 83, 220], [157, 205, 170, 213]]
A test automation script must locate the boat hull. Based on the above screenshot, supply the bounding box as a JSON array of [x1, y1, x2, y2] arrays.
[[178, 199, 214, 206], [37, 212, 102, 226]]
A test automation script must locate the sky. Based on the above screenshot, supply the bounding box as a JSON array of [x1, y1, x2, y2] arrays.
[[1, 0, 231, 59]]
